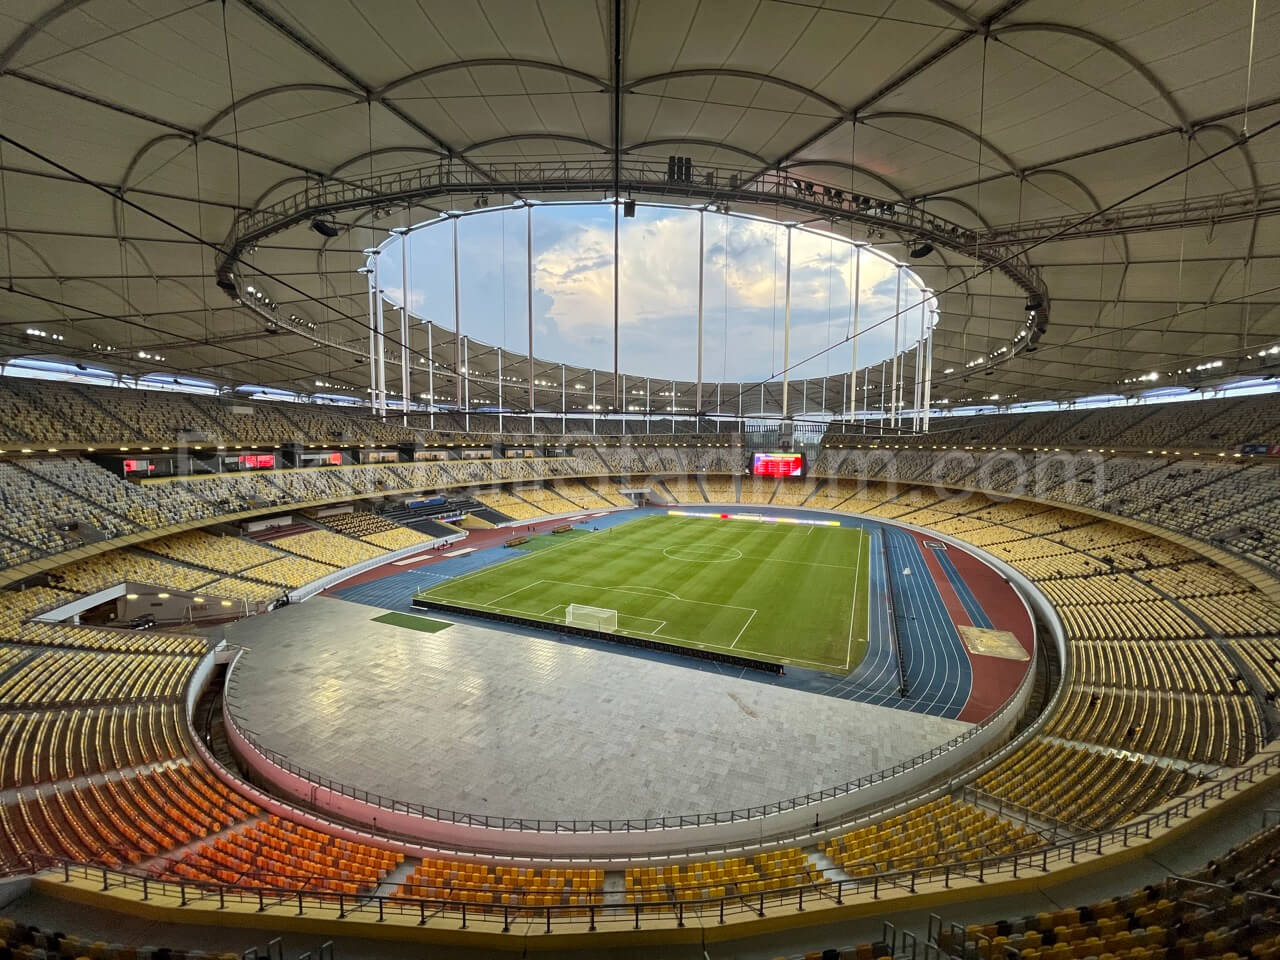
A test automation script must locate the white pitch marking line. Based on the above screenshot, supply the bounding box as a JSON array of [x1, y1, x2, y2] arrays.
[[610, 584, 679, 599], [420, 526, 611, 593], [845, 528, 865, 672], [617, 615, 665, 633], [543, 579, 757, 613], [488, 579, 544, 606], [728, 608, 759, 649]]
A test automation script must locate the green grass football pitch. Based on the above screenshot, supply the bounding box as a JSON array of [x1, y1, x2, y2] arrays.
[[415, 514, 871, 673]]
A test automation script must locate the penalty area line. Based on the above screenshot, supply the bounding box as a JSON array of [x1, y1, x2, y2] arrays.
[[488, 579, 544, 606]]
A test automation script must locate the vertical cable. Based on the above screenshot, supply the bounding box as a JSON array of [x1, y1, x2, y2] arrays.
[[721, 213, 729, 388], [218, 0, 243, 210], [613, 198, 620, 413], [400, 218, 410, 423], [501, 205, 508, 350], [1174, 135, 1193, 319], [1243, 0, 1259, 135], [0, 139, 12, 292], [825, 235, 834, 390], [452, 216, 462, 410], [527, 203, 534, 422], [972, 35, 988, 260], [192, 139, 213, 345], [781, 226, 793, 419], [117, 202, 131, 360], [770, 221, 779, 377], [977, 39, 999, 381], [850, 244, 861, 422], [695, 208, 704, 414]]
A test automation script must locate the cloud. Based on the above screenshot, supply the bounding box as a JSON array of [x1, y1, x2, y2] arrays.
[[395, 205, 934, 385]]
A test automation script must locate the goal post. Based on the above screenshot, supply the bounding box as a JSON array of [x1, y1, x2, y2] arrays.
[[565, 603, 619, 633]]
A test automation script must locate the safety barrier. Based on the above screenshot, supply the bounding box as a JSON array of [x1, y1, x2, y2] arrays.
[[409, 595, 784, 674], [26, 748, 1280, 939]]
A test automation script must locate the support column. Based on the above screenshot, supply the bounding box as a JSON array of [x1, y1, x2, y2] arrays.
[[426, 321, 435, 430], [862, 367, 868, 434], [527, 204, 535, 429], [696, 209, 705, 415], [890, 265, 902, 429], [364, 259, 377, 416], [880, 359, 887, 427], [911, 345, 921, 432], [646, 378, 651, 434], [463, 336, 470, 432], [914, 296, 927, 432], [498, 347, 504, 434], [591, 368, 597, 433], [561, 364, 567, 433], [781, 226, 793, 419], [395, 226, 411, 426], [923, 300, 934, 433], [375, 277, 386, 417], [850, 245, 861, 423], [453, 217, 463, 410], [613, 199, 621, 411]]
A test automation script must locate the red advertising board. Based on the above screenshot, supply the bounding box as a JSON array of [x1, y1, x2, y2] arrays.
[[752, 452, 805, 477]]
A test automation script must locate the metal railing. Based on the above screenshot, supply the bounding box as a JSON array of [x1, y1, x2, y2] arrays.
[[229, 159, 1008, 280], [981, 183, 1280, 245], [217, 158, 1048, 367], [25, 750, 1280, 935]]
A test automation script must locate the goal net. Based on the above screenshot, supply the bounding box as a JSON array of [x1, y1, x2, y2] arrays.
[[565, 603, 618, 633]]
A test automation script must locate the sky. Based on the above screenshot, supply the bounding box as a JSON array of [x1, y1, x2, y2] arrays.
[[376, 202, 934, 385]]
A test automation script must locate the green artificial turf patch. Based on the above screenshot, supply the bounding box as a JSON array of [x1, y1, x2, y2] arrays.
[[372, 611, 452, 633]]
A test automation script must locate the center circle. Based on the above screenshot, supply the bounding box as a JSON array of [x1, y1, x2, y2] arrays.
[[661, 544, 743, 563]]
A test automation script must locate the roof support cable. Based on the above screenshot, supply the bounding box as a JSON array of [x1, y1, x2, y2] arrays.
[[0, 138, 11, 293], [1175, 134, 1193, 322], [972, 34, 989, 265], [1243, 0, 1259, 136], [706, 112, 1280, 417], [219, 0, 243, 210], [193, 139, 215, 345]]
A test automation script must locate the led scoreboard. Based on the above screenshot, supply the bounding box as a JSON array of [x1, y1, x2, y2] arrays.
[[752, 452, 805, 477]]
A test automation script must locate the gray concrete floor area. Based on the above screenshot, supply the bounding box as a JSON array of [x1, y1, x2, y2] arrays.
[[224, 597, 970, 823]]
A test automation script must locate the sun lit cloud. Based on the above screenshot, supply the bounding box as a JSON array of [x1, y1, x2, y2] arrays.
[[382, 204, 934, 384]]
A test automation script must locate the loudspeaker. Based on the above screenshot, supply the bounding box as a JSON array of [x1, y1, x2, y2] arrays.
[[623, 199, 636, 218], [310, 218, 341, 238]]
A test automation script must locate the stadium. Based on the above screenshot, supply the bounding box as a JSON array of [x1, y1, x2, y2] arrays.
[[1, 2, 1280, 959]]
